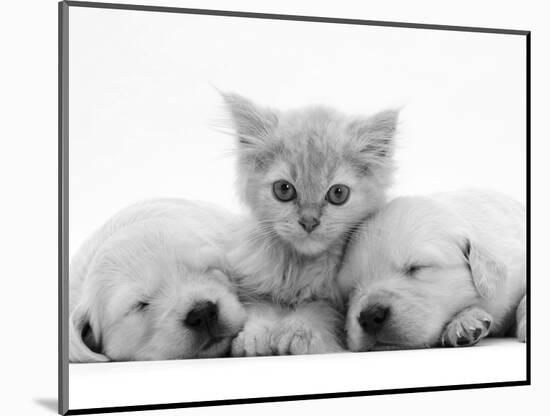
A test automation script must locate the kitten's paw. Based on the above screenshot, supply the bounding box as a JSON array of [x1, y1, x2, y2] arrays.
[[231, 324, 272, 357], [269, 322, 340, 355], [269, 325, 313, 355], [441, 307, 492, 347]]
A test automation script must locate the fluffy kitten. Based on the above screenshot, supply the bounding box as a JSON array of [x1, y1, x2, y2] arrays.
[[223, 93, 398, 356]]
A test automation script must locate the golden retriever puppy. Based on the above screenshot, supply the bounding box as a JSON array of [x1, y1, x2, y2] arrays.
[[69, 199, 246, 362], [339, 190, 526, 351]]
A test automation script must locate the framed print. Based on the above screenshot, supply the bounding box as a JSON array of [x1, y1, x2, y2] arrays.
[[59, 1, 530, 414]]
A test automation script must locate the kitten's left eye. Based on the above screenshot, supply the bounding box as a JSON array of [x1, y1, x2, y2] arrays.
[[326, 184, 350, 205]]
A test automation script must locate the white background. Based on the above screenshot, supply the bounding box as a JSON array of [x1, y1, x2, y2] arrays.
[[69, 5, 526, 256], [1, 0, 548, 416]]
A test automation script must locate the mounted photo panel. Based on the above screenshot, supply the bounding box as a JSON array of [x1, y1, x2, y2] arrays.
[[59, 1, 530, 414]]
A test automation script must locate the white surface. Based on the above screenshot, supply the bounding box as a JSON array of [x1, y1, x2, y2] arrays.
[[3, 1, 550, 416], [69, 339, 526, 410], [68, 4, 526, 257]]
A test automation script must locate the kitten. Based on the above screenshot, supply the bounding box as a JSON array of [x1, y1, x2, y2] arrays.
[[222, 93, 399, 356]]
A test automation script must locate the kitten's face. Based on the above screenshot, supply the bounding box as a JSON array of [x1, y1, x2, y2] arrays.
[[224, 94, 398, 256]]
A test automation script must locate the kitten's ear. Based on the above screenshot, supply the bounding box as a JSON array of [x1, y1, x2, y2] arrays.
[[348, 109, 399, 162], [221, 92, 278, 147]]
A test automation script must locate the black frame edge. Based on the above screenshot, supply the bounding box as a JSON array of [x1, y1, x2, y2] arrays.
[[525, 31, 531, 384], [59, 1, 70, 415], [64, 0, 529, 35]]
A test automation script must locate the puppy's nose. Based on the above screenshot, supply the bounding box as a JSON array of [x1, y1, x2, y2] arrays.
[[358, 305, 390, 334], [184, 301, 218, 330], [298, 215, 320, 233]]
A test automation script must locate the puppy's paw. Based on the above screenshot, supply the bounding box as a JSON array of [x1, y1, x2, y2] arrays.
[[441, 307, 492, 347], [231, 324, 272, 357]]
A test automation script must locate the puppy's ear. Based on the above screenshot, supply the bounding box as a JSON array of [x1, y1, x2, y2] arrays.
[[69, 303, 109, 363], [462, 238, 507, 298]]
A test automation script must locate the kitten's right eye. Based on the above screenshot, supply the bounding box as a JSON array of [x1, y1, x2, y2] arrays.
[[272, 180, 297, 202]]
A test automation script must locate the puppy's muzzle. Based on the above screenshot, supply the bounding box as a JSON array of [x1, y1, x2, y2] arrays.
[[184, 301, 219, 334], [358, 304, 390, 335]]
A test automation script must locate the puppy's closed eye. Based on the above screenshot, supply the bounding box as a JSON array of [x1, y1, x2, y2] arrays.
[[129, 301, 150, 314], [404, 264, 430, 276]]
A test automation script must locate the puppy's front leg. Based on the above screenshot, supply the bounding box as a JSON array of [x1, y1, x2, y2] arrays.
[[269, 301, 344, 355], [441, 306, 492, 347]]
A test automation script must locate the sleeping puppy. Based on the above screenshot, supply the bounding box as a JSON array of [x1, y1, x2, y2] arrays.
[[338, 190, 526, 351], [69, 199, 246, 362]]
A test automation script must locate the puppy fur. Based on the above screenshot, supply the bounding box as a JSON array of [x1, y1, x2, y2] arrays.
[[69, 199, 246, 362], [339, 190, 526, 351]]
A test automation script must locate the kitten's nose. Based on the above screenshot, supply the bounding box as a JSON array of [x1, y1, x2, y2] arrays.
[[184, 301, 218, 330], [298, 215, 320, 233], [358, 304, 390, 334]]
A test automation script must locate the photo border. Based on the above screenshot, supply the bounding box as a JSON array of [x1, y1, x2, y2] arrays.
[[58, 1, 531, 414]]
